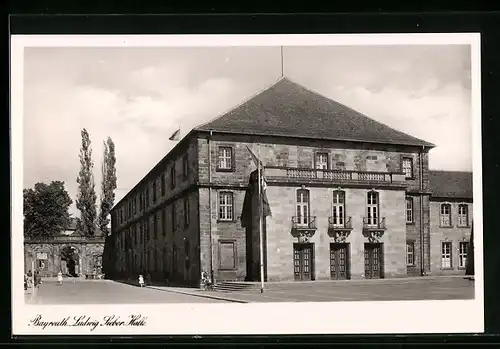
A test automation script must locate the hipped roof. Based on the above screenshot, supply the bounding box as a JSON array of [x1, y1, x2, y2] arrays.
[[196, 77, 435, 148], [429, 170, 473, 199]]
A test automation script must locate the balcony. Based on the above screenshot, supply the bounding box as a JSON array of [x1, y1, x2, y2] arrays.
[[328, 216, 353, 231], [362, 217, 387, 231], [264, 167, 407, 187], [291, 216, 317, 230]]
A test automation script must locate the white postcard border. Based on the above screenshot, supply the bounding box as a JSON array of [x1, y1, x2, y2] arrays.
[[11, 33, 484, 335]]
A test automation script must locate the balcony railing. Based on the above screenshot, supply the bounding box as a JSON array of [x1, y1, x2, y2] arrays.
[[328, 216, 353, 230], [292, 216, 317, 230], [362, 217, 387, 230], [264, 167, 406, 184]]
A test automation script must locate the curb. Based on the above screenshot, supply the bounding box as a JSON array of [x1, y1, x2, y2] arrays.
[[147, 286, 248, 303], [113, 280, 248, 303]]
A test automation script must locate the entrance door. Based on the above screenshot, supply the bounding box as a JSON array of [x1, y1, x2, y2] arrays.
[[364, 243, 383, 279], [293, 243, 314, 281], [330, 243, 350, 280]]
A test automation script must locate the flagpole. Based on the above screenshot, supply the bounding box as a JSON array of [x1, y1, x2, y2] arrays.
[[258, 144, 264, 293]]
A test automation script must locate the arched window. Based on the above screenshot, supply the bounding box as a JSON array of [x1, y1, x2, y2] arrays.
[[296, 189, 310, 226], [331, 190, 345, 226], [458, 204, 469, 227], [366, 191, 379, 226], [440, 203, 452, 227]]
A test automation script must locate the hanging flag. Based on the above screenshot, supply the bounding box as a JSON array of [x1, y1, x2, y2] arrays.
[[240, 169, 272, 229], [246, 145, 262, 167], [169, 128, 181, 141]]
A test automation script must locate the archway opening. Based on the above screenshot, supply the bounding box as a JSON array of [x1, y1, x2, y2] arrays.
[[60, 245, 79, 277]]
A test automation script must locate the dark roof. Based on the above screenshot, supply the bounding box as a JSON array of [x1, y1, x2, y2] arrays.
[[195, 77, 435, 148], [429, 170, 473, 199]]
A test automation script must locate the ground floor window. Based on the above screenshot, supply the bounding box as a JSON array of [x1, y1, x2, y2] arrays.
[[441, 241, 452, 269], [459, 241, 469, 269], [406, 242, 415, 266]]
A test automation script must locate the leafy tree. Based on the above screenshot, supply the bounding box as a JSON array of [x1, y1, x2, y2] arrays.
[[76, 128, 98, 237], [23, 181, 72, 239], [98, 137, 117, 237]]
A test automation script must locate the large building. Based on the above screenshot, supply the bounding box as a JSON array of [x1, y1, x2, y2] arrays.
[[107, 77, 473, 286]]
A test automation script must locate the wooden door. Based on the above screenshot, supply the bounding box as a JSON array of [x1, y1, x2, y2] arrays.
[[293, 243, 313, 281], [330, 243, 350, 280], [364, 243, 383, 279]]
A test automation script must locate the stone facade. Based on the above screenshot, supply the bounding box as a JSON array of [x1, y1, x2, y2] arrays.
[[429, 200, 473, 275], [24, 236, 104, 278]]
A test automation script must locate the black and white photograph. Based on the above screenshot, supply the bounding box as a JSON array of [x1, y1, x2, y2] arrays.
[[11, 34, 483, 335]]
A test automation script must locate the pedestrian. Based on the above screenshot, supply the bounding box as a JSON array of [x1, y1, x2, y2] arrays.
[[138, 274, 145, 287], [24, 274, 28, 290], [57, 271, 63, 285], [34, 271, 41, 287], [27, 270, 33, 288]]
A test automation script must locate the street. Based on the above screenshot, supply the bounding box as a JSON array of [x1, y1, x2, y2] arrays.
[[24, 276, 475, 304]]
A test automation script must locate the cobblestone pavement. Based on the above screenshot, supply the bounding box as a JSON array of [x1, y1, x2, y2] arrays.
[[151, 276, 476, 303], [24, 279, 227, 304]]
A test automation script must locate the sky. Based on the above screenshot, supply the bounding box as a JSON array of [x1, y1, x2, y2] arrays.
[[23, 45, 473, 217]]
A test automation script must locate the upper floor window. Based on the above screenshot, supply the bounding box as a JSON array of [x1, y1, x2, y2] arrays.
[[366, 191, 379, 226], [161, 173, 165, 196], [219, 192, 234, 221], [315, 152, 329, 170], [163, 207, 167, 236], [171, 166, 176, 189], [152, 181, 157, 204], [183, 154, 189, 180], [331, 190, 345, 226], [217, 146, 234, 171], [296, 189, 310, 226], [145, 188, 149, 208], [406, 197, 414, 223], [458, 204, 469, 227], [172, 203, 177, 232], [402, 157, 414, 179], [440, 203, 452, 227]]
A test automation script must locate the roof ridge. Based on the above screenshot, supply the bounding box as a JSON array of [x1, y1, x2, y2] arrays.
[[284, 78, 436, 148], [193, 76, 286, 131]]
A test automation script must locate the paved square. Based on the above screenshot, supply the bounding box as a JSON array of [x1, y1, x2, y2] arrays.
[[159, 276, 475, 303]]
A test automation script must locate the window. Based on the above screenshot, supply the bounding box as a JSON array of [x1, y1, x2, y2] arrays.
[[459, 241, 469, 269], [219, 192, 234, 221], [183, 154, 189, 180], [147, 216, 151, 241], [145, 188, 149, 208], [153, 211, 158, 239], [440, 203, 452, 227], [441, 241, 452, 268], [134, 224, 138, 245], [406, 242, 415, 266], [172, 203, 177, 232], [296, 189, 310, 226], [171, 166, 176, 189], [218, 146, 233, 171], [161, 174, 165, 196], [315, 152, 329, 170], [402, 157, 414, 178], [219, 241, 236, 270], [133, 197, 137, 215], [406, 197, 413, 223], [152, 181, 157, 204], [184, 197, 190, 227], [163, 208, 167, 236], [458, 204, 469, 227], [139, 193, 143, 211], [366, 191, 379, 226], [185, 239, 191, 270], [331, 190, 345, 226]]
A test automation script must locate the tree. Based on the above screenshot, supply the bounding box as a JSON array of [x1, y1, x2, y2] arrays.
[[76, 128, 98, 238], [98, 137, 117, 237], [23, 181, 72, 239]]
